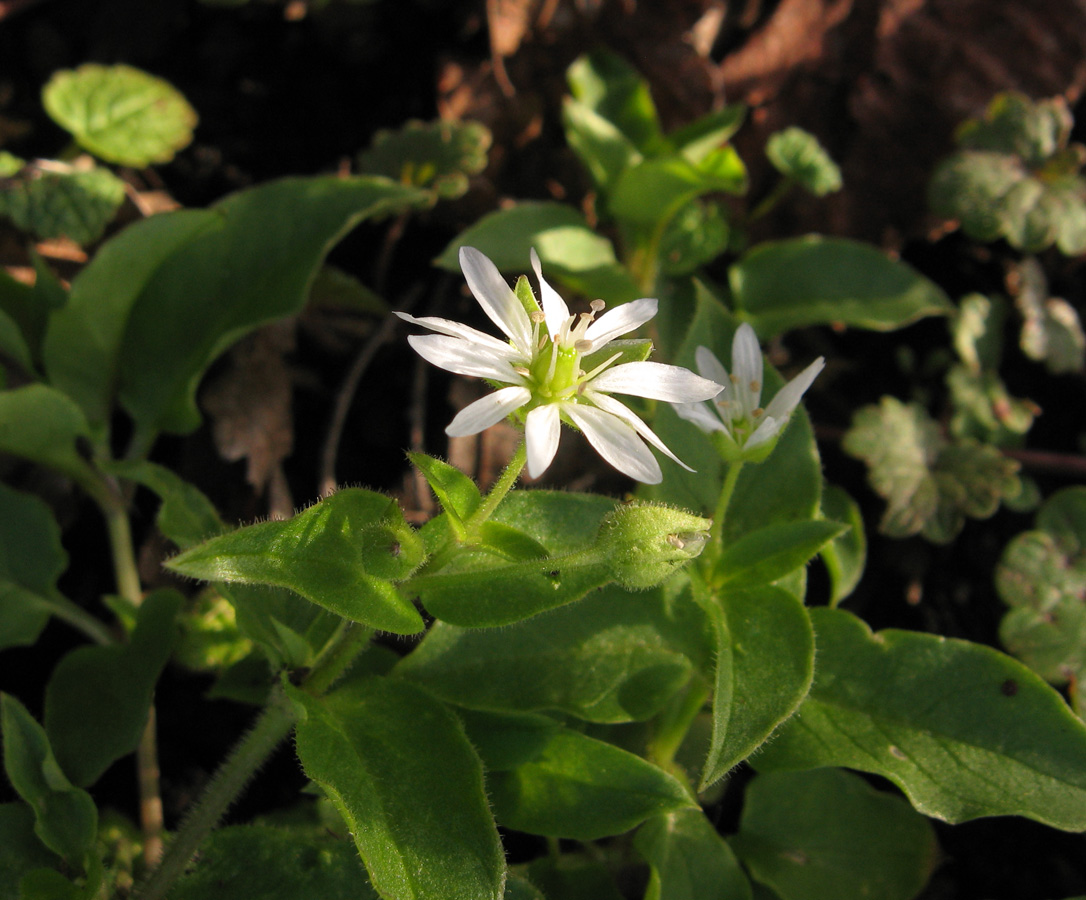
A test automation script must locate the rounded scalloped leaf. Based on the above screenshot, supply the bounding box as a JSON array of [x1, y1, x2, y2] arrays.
[[765, 127, 842, 197], [42, 64, 197, 167]]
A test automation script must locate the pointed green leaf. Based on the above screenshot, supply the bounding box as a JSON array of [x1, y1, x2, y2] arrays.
[[754, 607, 1086, 829], [42, 64, 197, 167], [731, 768, 937, 900], [407, 452, 481, 535], [398, 582, 711, 722], [0, 803, 61, 899], [702, 587, 814, 787], [105, 459, 223, 549], [714, 520, 846, 588], [566, 50, 665, 155], [562, 97, 641, 191], [292, 677, 505, 900], [635, 807, 753, 900], [731, 236, 953, 336], [0, 483, 68, 651], [487, 728, 694, 840], [609, 155, 746, 227], [167, 489, 425, 635], [1, 695, 97, 866], [0, 307, 34, 376], [223, 583, 341, 670], [44, 590, 181, 787], [0, 385, 96, 483]]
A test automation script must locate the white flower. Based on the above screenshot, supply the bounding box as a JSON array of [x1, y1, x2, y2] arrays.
[[396, 246, 723, 484], [672, 323, 824, 460]]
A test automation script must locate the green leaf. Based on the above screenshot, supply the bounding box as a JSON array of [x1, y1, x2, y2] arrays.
[[562, 97, 641, 192], [765, 127, 842, 196], [167, 489, 425, 635], [434, 201, 640, 304], [223, 583, 340, 670], [0, 483, 68, 651], [701, 586, 814, 787], [0, 803, 61, 900], [1015, 261, 1085, 374], [103, 459, 223, 549], [635, 807, 753, 900], [669, 106, 747, 165], [523, 855, 624, 900], [566, 50, 665, 155], [0, 385, 96, 483], [997, 486, 1086, 714], [818, 485, 866, 605], [731, 768, 937, 900], [956, 92, 1072, 167], [356, 118, 491, 201], [0, 306, 35, 376], [172, 825, 376, 900], [843, 397, 1021, 543], [455, 709, 562, 771], [754, 607, 1086, 829], [291, 677, 505, 900], [0, 260, 66, 372], [42, 64, 197, 166], [656, 198, 730, 276], [44, 590, 181, 787], [487, 727, 694, 840], [731, 236, 954, 336], [609, 155, 746, 227], [407, 452, 481, 537], [397, 581, 712, 723], [713, 520, 846, 588], [0, 159, 126, 245], [0, 694, 97, 866]]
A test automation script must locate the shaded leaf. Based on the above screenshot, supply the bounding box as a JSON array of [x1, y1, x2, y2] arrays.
[[713, 520, 846, 588], [701, 586, 814, 787], [635, 807, 753, 900], [105, 459, 223, 549], [0, 384, 96, 483], [42, 64, 197, 167], [731, 236, 954, 336], [167, 488, 425, 635], [1, 694, 97, 866], [732, 768, 937, 900], [0, 803, 61, 900], [754, 607, 1086, 829], [292, 677, 505, 900], [44, 590, 181, 787], [819, 485, 867, 605], [224, 583, 341, 670], [523, 855, 625, 900]]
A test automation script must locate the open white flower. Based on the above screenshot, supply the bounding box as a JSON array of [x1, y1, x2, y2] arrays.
[[672, 323, 824, 461], [396, 246, 723, 484]]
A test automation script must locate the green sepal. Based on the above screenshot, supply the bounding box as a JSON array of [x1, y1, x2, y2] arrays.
[[407, 452, 482, 538]]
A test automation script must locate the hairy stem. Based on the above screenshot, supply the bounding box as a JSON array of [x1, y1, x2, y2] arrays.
[[467, 440, 527, 530]]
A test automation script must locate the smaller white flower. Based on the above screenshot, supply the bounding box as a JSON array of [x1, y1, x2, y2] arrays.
[[672, 323, 824, 461], [397, 247, 724, 483]]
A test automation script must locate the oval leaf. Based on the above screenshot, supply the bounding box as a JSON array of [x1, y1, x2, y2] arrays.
[[754, 607, 1086, 829], [292, 678, 505, 900], [42, 64, 197, 167]]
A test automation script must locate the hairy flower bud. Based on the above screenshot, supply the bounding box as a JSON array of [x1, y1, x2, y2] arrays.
[[596, 502, 712, 589]]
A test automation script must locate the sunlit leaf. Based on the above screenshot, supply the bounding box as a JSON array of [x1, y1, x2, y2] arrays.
[[566, 50, 665, 155], [42, 64, 197, 167], [754, 607, 1086, 829], [765, 127, 842, 196]]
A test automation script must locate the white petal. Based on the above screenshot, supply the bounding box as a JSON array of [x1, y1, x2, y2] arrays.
[[587, 391, 695, 472], [524, 403, 561, 478], [530, 248, 570, 339], [762, 357, 825, 422], [673, 400, 726, 434], [445, 386, 531, 437], [730, 323, 764, 414], [746, 415, 784, 449], [694, 345, 729, 386], [563, 402, 662, 484], [394, 311, 520, 358], [459, 246, 534, 353], [407, 334, 521, 382], [584, 298, 657, 349], [588, 361, 724, 402]]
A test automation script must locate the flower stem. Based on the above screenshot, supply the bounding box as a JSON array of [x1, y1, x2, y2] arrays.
[[710, 461, 744, 552], [649, 676, 710, 772], [468, 440, 527, 530]]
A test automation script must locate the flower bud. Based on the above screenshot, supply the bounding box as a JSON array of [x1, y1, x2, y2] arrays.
[[595, 502, 712, 589]]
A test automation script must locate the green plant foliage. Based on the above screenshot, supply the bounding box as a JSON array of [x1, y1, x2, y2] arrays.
[[844, 396, 1021, 543], [291, 677, 505, 900], [711, 520, 846, 588], [701, 586, 814, 787], [167, 488, 426, 635], [765, 127, 842, 196], [0, 157, 126, 245], [43, 590, 181, 787], [1, 694, 97, 866], [43, 176, 426, 441], [42, 64, 197, 167], [1014, 258, 1086, 374], [408, 452, 482, 539], [0, 803, 62, 900], [171, 825, 377, 900], [0, 384, 96, 484], [929, 92, 1086, 254], [0, 483, 68, 650], [398, 581, 711, 723], [997, 486, 1086, 715], [635, 807, 753, 900], [730, 236, 954, 336], [356, 118, 491, 201], [223, 583, 341, 670], [434, 201, 641, 303], [104, 459, 224, 549], [523, 855, 625, 900], [731, 768, 937, 900], [0, 255, 67, 373], [818, 485, 867, 604], [754, 608, 1086, 829], [485, 727, 694, 840], [566, 50, 666, 156]]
